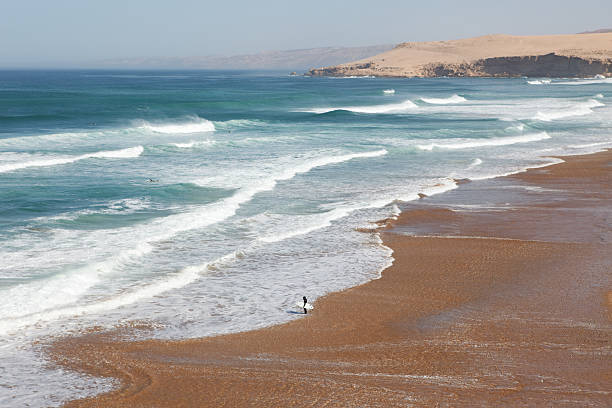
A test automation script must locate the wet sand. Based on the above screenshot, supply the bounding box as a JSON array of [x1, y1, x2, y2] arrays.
[[53, 150, 612, 407]]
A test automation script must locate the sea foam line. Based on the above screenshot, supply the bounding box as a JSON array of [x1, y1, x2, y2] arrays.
[[0, 250, 242, 336], [0, 146, 144, 174], [417, 132, 550, 151], [258, 177, 457, 244], [553, 77, 612, 86]]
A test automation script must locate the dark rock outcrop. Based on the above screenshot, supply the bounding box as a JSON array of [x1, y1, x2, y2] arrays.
[[421, 53, 612, 78]]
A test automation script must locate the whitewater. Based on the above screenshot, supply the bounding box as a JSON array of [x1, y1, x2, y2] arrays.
[[0, 71, 611, 407]]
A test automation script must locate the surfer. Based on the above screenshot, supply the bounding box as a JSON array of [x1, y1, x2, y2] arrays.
[[303, 296, 308, 314]]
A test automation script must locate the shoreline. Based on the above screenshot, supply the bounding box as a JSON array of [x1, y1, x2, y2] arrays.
[[52, 149, 612, 407]]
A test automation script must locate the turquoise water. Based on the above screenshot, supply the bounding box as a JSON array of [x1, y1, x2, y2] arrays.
[[1, 70, 611, 406]]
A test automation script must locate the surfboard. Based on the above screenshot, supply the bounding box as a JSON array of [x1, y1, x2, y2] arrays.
[[295, 302, 314, 310]]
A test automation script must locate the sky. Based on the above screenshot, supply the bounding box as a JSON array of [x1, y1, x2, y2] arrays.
[[1, 0, 611, 67]]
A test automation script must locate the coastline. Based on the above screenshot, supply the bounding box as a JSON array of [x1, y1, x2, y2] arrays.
[[305, 33, 612, 78], [52, 149, 612, 407]]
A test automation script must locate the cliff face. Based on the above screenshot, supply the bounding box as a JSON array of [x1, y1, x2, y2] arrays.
[[421, 53, 612, 78], [306, 33, 612, 78]]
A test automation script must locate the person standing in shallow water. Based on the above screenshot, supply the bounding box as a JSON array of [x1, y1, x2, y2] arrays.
[[303, 296, 308, 314]]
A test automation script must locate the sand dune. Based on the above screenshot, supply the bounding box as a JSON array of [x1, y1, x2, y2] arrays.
[[307, 33, 612, 77]]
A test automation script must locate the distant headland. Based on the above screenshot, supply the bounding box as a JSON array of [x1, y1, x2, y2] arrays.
[[306, 32, 612, 78]]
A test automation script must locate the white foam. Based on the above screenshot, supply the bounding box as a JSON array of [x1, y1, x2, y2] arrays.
[[469, 157, 564, 181], [527, 79, 551, 85], [332, 75, 376, 79], [568, 141, 612, 149], [141, 117, 215, 133], [171, 140, 216, 148], [303, 99, 418, 114], [505, 123, 526, 132], [533, 99, 604, 121], [37, 198, 151, 222], [553, 77, 612, 85], [0, 146, 144, 174], [258, 176, 456, 244], [258, 207, 356, 243], [383, 89, 395, 94], [420, 94, 467, 104], [0, 250, 243, 336], [467, 158, 483, 169], [417, 132, 550, 151], [0, 149, 388, 334]]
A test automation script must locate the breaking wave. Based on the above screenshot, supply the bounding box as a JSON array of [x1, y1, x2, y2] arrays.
[[0, 146, 144, 174], [417, 132, 550, 151], [0, 149, 387, 334], [533, 99, 604, 121], [553, 77, 612, 86], [527, 79, 552, 85], [420, 94, 467, 104], [140, 117, 215, 133], [467, 158, 483, 169]]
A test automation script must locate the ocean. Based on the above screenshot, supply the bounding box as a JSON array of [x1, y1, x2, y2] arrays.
[[0, 70, 611, 406]]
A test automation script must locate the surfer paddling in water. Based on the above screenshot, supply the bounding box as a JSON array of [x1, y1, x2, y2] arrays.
[[303, 296, 308, 314]]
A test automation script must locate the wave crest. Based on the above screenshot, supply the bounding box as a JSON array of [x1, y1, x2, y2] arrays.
[[303, 100, 418, 114], [527, 79, 551, 85], [140, 117, 215, 134], [533, 99, 604, 121], [420, 94, 467, 104], [0, 146, 144, 174], [417, 132, 550, 151]]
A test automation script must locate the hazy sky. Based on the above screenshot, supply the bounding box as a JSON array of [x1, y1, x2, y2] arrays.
[[1, 0, 611, 67]]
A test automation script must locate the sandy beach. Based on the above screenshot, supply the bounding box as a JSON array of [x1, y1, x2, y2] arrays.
[[52, 150, 612, 407]]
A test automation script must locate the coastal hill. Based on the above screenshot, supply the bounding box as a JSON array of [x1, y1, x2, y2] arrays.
[[306, 33, 612, 78], [96, 45, 393, 70]]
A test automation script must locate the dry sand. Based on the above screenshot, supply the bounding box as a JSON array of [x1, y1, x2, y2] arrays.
[[307, 33, 612, 77], [52, 150, 612, 407]]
